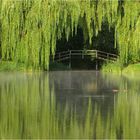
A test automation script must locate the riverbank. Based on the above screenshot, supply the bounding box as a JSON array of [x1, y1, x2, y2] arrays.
[[0, 61, 26, 71], [0, 61, 70, 72], [1, 60, 140, 75], [102, 62, 140, 76], [102, 61, 122, 74], [0, 61, 37, 72]]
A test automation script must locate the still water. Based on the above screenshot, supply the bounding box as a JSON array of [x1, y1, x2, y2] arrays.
[[0, 71, 140, 139]]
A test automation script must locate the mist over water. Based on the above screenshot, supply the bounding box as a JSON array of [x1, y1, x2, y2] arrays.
[[0, 71, 140, 139]]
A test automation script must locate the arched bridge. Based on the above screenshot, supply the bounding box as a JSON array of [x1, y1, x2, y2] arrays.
[[51, 50, 118, 62]]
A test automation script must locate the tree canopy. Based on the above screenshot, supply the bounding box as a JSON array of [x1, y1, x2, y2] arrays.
[[0, 0, 140, 69]]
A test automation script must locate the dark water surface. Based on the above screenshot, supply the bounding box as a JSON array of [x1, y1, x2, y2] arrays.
[[0, 71, 140, 139]]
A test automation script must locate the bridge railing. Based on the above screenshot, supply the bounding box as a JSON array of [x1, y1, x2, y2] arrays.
[[53, 50, 70, 62], [70, 50, 97, 55], [97, 50, 118, 61], [50, 49, 118, 62]]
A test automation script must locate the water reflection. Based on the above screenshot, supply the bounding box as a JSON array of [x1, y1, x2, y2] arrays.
[[0, 71, 140, 139]]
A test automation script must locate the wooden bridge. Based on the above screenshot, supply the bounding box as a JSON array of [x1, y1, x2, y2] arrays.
[[51, 50, 118, 62], [50, 50, 118, 70]]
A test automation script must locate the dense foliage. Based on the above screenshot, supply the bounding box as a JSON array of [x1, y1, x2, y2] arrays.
[[0, 0, 140, 69]]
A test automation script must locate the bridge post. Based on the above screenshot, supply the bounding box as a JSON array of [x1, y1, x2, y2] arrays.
[[96, 60, 98, 71], [107, 53, 109, 60], [59, 53, 61, 61], [96, 50, 98, 58], [69, 50, 71, 69], [82, 50, 84, 59]]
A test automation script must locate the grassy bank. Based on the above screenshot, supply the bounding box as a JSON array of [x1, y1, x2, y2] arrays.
[[0, 61, 70, 72], [0, 61, 36, 72], [102, 62, 140, 75], [1, 60, 140, 74], [122, 63, 140, 79], [0, 61, 25, 71], [102, 61, 122, 74], [123, 63, 140, 74]]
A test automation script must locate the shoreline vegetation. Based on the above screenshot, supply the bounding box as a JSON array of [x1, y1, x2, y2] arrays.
[[0, 61, 70, 72], [0, 60, 140, 76], [0, 61, 38, 72], [102, 62, 140, 75]]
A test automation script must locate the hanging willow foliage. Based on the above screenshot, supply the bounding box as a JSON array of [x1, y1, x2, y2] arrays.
[[0, 0, 140, 69]]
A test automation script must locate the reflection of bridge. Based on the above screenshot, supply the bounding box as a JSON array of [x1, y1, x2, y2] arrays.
[[50, 50, 118, 69]]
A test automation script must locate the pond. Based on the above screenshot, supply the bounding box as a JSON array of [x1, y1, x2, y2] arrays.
[[0, 71, 140, 139]]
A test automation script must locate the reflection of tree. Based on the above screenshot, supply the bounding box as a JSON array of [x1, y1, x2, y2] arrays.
[[0, 73, 140, 139]]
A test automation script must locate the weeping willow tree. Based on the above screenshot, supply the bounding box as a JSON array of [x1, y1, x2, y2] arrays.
[[0, 0, 140, 70]]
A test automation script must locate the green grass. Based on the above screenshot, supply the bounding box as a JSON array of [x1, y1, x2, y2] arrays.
[[121, 63, 140, 79], [123, 63, 140, 73], [102, 61, 122, 74], [1, 60, 140, 73], [102, 62, 140, 75], [0, 61, 70, 72], [0, 61, 33, 72]]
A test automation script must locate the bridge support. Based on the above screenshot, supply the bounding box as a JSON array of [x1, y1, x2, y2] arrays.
[[96, 60, 98, 70], [82, 50, 84, 59], [69, 61, 71, 69], [69, 50, 71, 69]]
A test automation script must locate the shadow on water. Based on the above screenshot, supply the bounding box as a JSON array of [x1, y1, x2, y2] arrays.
[[0, 71, 140, 139]]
